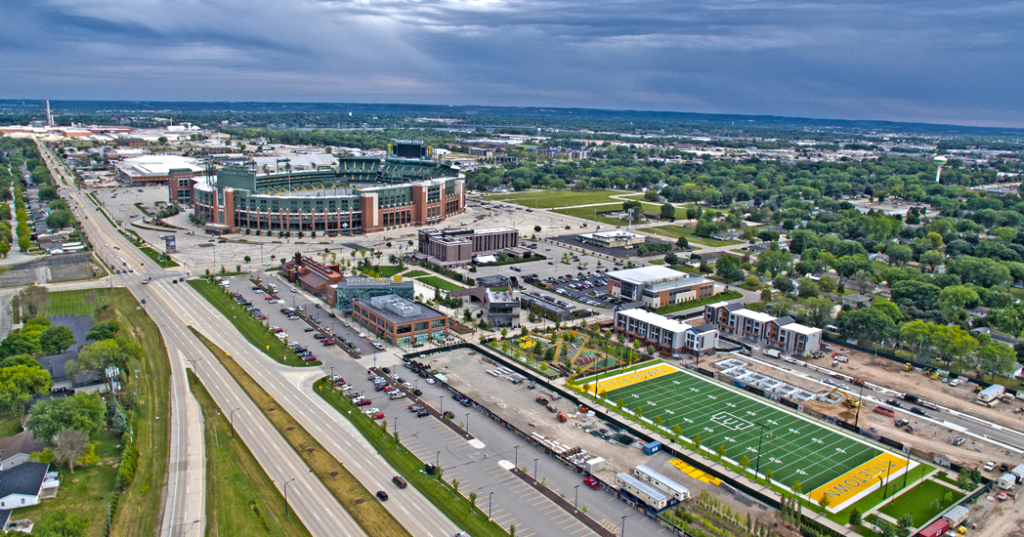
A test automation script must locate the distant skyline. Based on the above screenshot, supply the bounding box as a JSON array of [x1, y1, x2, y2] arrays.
[[2, 1, 1022, 128]]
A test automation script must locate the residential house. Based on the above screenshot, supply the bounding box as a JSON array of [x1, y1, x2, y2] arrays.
[[843, 294, 872, 309], [0, 462, 54, 510], [0, 432, 43, 471]]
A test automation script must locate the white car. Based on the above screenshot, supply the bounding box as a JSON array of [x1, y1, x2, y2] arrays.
[[425, 378, 436, 385], [255, 289, 263, 294], [275, 332, 288, 340], [362, 407, 380, 415], [984, 461, 997, 472], [372, 341, 385, 350]]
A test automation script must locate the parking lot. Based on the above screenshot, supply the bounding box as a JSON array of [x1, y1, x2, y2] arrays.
[[524, 272, 618, 309]]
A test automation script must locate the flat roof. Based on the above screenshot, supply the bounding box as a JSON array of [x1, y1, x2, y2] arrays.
[[608, 266, 696, 286], [733, 308, 777, 323], [781, 323, 822, 336], [356, 295, 445, 325], [616, 308, 692, 334], [635, 465, 690, 496], [616, 472, 666, 502]]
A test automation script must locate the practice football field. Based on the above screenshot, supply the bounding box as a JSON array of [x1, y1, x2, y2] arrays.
[[595, 363, 911, 505]]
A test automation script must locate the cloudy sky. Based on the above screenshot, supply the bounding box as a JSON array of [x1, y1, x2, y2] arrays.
[[1, 0, 1022, 127]]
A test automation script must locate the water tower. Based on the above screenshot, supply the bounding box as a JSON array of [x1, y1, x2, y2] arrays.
[[934, 155, 947, 183]]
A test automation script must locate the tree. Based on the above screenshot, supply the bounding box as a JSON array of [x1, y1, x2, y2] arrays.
[[938, 285, 979, 324], [797, 277, 819, 299], [715, 255, 744, 282], [772, 276, 795, 294], [676, 236, 689, 249], [39, 325, 75, 355], [534, 225, 541, 233], [897, 513, 914, 532], [53, 428, 89, 474], [739, 454, 750, 469], [884, 243, 913, 266], [818, 494, 831, 511], [957, 468, 977, 491], [86, 321, 120, 341], [33, 509, 90, 537], [848, 508, 862, 525], [976, 342, 1017, 380], [716, 444, 727, 458], [26, 392, 106, 440], [990, 302, 1024, 338], [0, 364, 51, 414], [469, 491, 477, 506], [804, 297, 835, 327], [920, 249, 944, 272], [660, 202, 675, 221], [45, 209, 74, 230], [877, 520, 897, 537], [756, 246, 792, 278], [67, 338, 143, 394]]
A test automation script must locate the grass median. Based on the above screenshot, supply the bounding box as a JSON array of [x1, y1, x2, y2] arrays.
[[417, 276, 466, 292], [189, 328, 412, 537], [188, 279, 321, 367], [186, 369, 312, 537], [139, 246, 179, 268], [315, 377, 509, 537]]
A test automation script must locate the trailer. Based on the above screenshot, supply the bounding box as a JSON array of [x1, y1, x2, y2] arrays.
[[614, 472, 675, 512], [873, 406, 895, 418], [978, 384, 1006, 404], [915, 519, 949, 537], [942, 505, 969, 527], [633, 465, 690, 501]]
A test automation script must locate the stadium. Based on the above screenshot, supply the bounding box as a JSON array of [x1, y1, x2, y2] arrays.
[[191, 141, 466, 235]]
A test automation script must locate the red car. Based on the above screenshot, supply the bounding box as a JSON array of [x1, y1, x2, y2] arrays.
[[372, 412, 385, 420], [583, 477, 601, 490], [264, 296, 275, 301], [355, 398, 372, 406], [272, 327, 284, 333], [322, 339, 334, 346]]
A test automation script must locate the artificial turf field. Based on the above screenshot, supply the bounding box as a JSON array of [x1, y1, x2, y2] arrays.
[[592, 363, 909, 505]]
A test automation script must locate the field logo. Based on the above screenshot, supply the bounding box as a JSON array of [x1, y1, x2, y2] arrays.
[[710, 411, 753, 432]]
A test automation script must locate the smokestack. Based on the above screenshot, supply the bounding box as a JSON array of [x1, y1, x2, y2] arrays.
[[45, 100, 53, 126]]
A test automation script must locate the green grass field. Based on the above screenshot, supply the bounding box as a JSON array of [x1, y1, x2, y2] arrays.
[[417, 276, 466, 292], [599, 365, 892, 493], [484, 190, 631, 208], [646, 224, 744, 247], [879, 480, 963, 527], [38, 288, 111, 317], [139, 246, 180, 268], [403, 270, 430, 278], [188, 279, 321, 367], [654, 290, 743, 315]]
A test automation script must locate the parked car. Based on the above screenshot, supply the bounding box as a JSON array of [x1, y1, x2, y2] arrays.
[[304, 327, 315, 332], [583, 477, 601, 490], [355, 399, 372, 406], [416, 410, 431, 418]]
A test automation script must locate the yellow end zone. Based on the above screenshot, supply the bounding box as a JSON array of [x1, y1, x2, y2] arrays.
[[810, 452, 910, 507], [584, 363, 677, 395]]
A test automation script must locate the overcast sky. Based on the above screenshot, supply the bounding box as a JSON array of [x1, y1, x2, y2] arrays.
[[2, 0, 1022, 127]]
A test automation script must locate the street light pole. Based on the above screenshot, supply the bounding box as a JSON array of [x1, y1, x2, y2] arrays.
[[283, 478, 296, 516], [488, 491, 493, 519], [465, 413, 470, 433], [229, 408, 241, 438], [514, 445, 519, 468], [621, 515, 626, 537], [533, 458, 539, 481], [574, 484, 580, 511], [753, 422, 770, 479]]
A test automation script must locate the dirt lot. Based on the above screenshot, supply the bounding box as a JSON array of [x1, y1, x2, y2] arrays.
[[958, 488, 1024, 537], [427, 347, 764, 514]]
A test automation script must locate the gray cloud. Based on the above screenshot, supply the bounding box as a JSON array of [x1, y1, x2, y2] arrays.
[[0, 0, 1022, 126]]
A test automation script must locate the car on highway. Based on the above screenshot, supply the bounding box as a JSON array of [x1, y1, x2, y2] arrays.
[[886, 399, 903, 408], [376, 490, 388, 501], [910, 407, 928, 417], [583, 477, 601, 490], [392, 476, 407, 488]]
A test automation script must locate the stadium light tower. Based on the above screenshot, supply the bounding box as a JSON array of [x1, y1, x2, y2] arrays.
[[933, 155, 947, 183]]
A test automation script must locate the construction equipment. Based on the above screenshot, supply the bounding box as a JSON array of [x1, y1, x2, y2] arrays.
[[547, 403, 559, 413], [903, 363, 912, 371], [556, 412, 567, 422], [928, 371, 940, 380]]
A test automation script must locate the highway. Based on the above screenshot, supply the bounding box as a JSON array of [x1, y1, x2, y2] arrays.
[[36, 140, 458, 536]]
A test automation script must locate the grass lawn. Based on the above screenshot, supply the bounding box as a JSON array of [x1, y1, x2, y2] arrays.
[[417, 276, 466, 292], [551, 203, 669, 226], [187, 370, 312, 537], [879, 480, 963, 527], [139, 246, 179, 268], [645, 224, 744, 247], [188, 279, 320, 367], [22, 289, 171, 537], [359, 265, 404, 278], [316, 378, 508, 537], [17, 432, 121, 537], [403, 270, 429, 278], [826, 463, 935, 525], [654, 290, 743, 315], [484, 189, 630, 208], [189, 329, 411, 537], [0, 414, 22, 437]]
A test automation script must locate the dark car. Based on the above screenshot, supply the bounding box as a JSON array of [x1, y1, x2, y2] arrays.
[[911, 407, 928, 417], [392, 476, 407, 488], [416, 410, 431, 418], [381, 367, 391, 374], [304, 327, 315, 332], [376, 490, 389, 501], [886, 399, 903, 408]]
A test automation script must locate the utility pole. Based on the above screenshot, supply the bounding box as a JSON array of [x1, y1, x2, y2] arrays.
[[753, 422, 771, 479]]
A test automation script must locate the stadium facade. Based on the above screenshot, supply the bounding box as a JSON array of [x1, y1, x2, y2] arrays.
[[192, 148, 465, 234]]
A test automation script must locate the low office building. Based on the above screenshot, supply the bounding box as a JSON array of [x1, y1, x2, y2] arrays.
[[281, 253, 344, 297], [417, 226, 519, 266], [521, 292, 591, 322], [329, 277, 415, 313], [117, 155, 202, 186], [577, 230, 646, 249], [704, 302, 822, 354], [352, 295, 448, 346], [452, 285, 521, 328], [606, 266, 715, 308], [613, 308, 718, 357]]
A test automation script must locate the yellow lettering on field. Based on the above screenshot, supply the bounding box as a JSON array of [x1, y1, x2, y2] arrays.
[[809, 452, 910, 508], [584, 363, 678, 395]]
